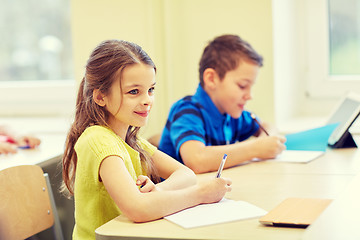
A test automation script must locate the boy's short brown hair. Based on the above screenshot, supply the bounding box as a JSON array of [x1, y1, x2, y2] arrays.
[[199, 34, 263, 86]]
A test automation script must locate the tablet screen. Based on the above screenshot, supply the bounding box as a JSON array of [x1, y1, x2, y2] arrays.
[[327, 94, 360, 146]]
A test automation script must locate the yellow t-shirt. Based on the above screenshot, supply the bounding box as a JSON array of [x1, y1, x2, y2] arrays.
[[72, 125, 156, 240]]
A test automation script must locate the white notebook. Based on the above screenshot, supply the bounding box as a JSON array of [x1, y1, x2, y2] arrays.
[[272, 150, 324, 163], [164, 198, 267, 229]]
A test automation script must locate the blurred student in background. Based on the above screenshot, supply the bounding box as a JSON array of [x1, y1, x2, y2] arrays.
[[0, 125, 41, 154]]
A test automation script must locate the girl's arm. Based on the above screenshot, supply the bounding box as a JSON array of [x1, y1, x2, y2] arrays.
[[152, 149, 197, 190], [100, 155, 232, 223]]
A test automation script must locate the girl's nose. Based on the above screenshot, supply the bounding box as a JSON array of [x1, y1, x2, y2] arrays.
[[143, 94, 153, 105]]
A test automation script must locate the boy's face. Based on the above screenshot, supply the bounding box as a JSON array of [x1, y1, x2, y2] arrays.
[[212, 60, 259, 118]]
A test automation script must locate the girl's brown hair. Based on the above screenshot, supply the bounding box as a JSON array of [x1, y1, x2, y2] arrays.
[[61, 39, 159, 196]]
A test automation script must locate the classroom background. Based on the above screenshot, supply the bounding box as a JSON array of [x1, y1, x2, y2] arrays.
[[1, 0, 360, 138], [1, 0, 360, 240]]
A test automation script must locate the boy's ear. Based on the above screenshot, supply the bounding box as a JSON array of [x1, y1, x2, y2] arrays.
[[203, 68, 218, 90], [93, 89, 106, 107]]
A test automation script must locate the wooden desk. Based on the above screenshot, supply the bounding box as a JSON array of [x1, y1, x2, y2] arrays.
[[303, 172, 360, 240], [0, 133, 66, 170], [95, 148, 359, 240], [233, 147, 360, 175]]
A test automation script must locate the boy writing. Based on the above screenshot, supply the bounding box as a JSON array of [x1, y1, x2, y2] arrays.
[[159, 34, 286, 173]]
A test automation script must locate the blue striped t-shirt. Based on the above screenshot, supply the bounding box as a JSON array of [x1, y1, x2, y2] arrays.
[[158, 84, 259, 164]]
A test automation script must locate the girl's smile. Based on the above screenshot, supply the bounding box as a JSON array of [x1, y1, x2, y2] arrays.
[[134, 109, 150, 118]]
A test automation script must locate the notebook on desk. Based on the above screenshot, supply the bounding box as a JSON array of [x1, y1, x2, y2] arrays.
[[259, 198, 332, 228], [165, 198, 267, 229]]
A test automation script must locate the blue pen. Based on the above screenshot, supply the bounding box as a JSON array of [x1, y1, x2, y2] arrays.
[[18, 145, 31, 149], [216, 154, 227, 178]]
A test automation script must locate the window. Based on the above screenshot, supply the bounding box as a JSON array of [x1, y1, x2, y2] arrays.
[[328, 0, 360, 75], [306, 0, 360, 98], [0, 0, 75, 116]]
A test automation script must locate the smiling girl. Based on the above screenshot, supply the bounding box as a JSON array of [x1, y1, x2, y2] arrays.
[[61, 39, 232, 240]]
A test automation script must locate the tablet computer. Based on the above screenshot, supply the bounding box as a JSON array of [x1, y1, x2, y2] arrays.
[[327, 92, 360, 148]]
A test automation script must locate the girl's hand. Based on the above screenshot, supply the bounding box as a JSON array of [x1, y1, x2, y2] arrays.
[[136, 175, 159, 193], [198, 177, 232, 204]]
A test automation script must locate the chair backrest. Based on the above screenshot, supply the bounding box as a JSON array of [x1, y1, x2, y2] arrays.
[[0, 165, 63, 240]]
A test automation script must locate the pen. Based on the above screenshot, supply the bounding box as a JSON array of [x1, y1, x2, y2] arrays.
[[18, 145, 31, 149], [216, 154, 227, 178], [250, 113, 269, 136]]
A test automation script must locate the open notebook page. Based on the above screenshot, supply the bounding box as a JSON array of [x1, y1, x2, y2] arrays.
[[271, 150, 325, 163], [164, 198, 267, 229]]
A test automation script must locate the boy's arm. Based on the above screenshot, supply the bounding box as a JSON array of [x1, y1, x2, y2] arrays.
[[179, 135, 286, 174]]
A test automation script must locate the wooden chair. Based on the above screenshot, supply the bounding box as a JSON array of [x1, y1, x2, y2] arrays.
[[0, 165, 64, 240]]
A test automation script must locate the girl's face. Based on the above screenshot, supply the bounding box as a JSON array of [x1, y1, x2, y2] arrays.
[[212, 60, 259, 118], [103, 63, 156, 137]]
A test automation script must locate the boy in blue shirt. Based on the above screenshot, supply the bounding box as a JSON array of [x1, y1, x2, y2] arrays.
[[159, 34, 286, 173]]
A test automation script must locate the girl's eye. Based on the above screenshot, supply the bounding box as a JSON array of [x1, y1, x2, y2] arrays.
[[238, 85, 246, 89], [149, 87, 155, 94], [128, 89, 139, 95]]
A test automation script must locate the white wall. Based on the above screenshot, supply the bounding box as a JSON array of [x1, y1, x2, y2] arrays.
[[71, 0, 275, 138], [272, 0, 339, 132]]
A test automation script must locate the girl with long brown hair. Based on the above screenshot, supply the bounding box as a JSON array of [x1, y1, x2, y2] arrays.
[[61, 39, 232, 240]]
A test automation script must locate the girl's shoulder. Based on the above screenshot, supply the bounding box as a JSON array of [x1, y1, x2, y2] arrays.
[[83, 125, 113, 135], [82, 125, 116, 139], [77, 125, 122, 149]]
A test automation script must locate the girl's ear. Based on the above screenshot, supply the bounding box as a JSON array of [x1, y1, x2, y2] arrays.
[[93, 89, 106, 107], [203, 68, 219, 90]]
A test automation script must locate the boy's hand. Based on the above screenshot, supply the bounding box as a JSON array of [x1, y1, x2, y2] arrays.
[[136, 175, 159, 193], [255, 135, 286, 159]]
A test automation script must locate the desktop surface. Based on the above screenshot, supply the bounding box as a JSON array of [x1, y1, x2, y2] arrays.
[[0, 133, 66, 170], [95, 147, 359, 240]]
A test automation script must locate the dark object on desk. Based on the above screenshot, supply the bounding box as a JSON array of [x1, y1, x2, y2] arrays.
[[327, 92, 360, 149], [259, 198, 332, 228], [328, 130, 357, 148]]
